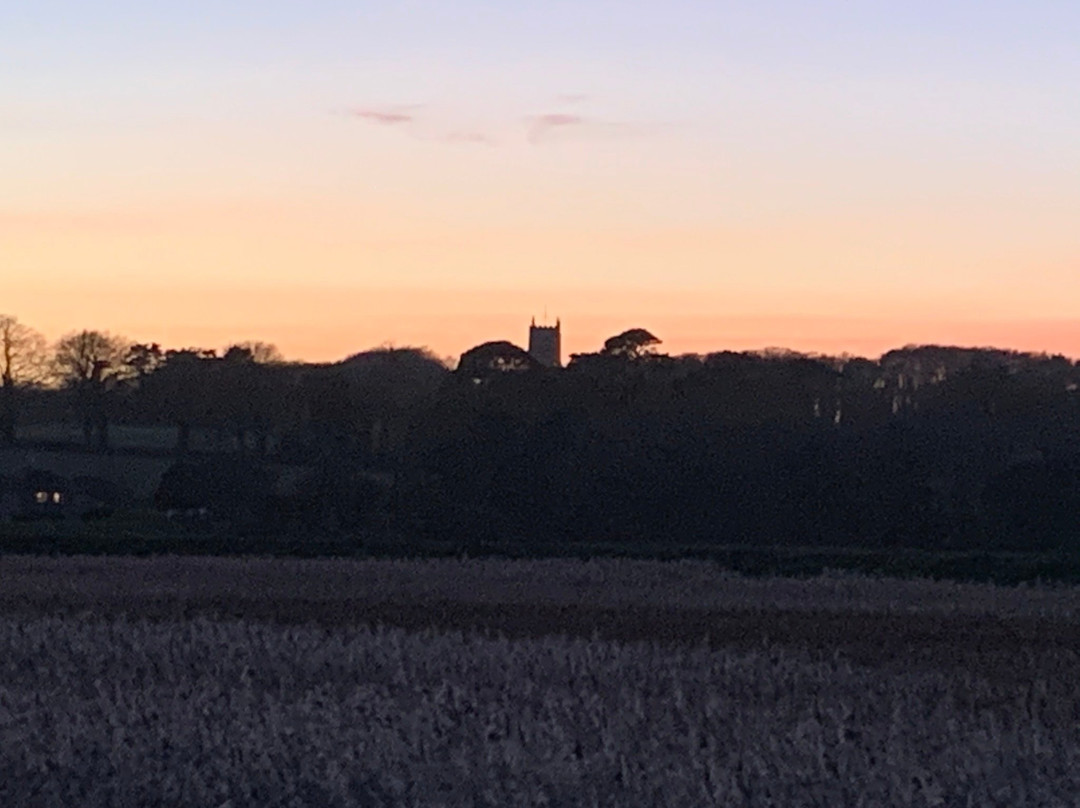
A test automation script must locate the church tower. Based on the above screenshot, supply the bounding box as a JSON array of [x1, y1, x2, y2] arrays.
[[528, 317, 561, 368]]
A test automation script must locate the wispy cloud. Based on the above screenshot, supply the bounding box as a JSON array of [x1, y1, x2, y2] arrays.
[[443, 131, 496, 146], [352, 108, 416, 126], [346, 104, 501, 146], [526, 110, 652, 145], [527, 113, 585, 143], [344, 97, 646, 149]]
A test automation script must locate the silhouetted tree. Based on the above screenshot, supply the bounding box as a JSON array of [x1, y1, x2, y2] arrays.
[[567, 328, 668, 406], [332, 347, 450, 456], [8, 303, 1080, 557], [457, 341, 539, 381], [53, 330, 128, 388], [52, 330, 128, 449], [223, 341, 283, 364], [602, 328, 661, 360], [0, 315, 46, 443], [138, 348, 218, 454], [124, 342, 166, 381]]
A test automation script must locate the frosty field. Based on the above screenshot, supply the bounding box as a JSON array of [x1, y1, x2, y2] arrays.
[[1, 556, 1077, 806]]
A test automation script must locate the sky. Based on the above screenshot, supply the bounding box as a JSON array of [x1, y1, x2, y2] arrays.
[[4, 1, 1080, 362]]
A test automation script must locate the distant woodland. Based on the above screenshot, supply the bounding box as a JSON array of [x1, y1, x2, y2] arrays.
[[3, 313, 1080, 554]]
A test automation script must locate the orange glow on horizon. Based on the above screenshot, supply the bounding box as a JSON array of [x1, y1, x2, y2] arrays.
[[5, 193, 1079, 363], [6, 278, 1080, 365]]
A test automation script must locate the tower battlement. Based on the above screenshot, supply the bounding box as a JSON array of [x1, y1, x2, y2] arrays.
[[528, 318, 561, 368]]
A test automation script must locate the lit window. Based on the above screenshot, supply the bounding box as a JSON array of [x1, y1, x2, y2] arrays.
[[34, 491, 48, 504], [52, 492, 62, 504]]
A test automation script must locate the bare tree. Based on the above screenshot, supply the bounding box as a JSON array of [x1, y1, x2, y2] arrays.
[[53, 330, 128, 388], [52, 330, 128, 449], [0, 315, 46, 388], [223, 341, 284, 364], [0, 315, 46, 443]]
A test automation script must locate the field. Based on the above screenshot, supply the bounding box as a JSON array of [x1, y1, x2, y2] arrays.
[[2, 556, 1078, 806], [6, 514, 1080, 586]]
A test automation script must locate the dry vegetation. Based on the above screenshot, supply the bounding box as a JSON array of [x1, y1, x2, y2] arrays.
[[1, 556, 1077, 806], [7, 555, 1080, 618]]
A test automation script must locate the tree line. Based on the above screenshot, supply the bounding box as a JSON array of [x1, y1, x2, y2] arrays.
[[0, 314, 283, 448], [4, 313, 1080, 553]]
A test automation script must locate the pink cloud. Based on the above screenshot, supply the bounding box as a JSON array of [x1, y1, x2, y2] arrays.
[[527, 113, 585, 143], [535, 113, 583, 127], [443, 131, 496, 146], [353, 109, 415, 125]]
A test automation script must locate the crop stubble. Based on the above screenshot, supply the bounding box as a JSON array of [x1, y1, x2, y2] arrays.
[[1, 555, 1078, 674], [1, 556, 1077, 805]]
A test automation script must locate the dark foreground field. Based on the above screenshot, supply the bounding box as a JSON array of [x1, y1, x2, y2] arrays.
[[2, 556, 1078, 805], [2, 555, 1078, 669]]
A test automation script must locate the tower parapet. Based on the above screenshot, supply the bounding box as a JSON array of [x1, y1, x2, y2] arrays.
[[528, 318, 561, 368]]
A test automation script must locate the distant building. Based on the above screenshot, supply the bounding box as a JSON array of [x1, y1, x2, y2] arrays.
[[528, 318, 561, 368], [0, 470, 111, 521]]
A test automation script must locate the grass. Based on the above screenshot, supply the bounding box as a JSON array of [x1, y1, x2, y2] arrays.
[[1, 557, 1078, 806], [4, 512, 1080, 586], [1, 555, 1078, 662]]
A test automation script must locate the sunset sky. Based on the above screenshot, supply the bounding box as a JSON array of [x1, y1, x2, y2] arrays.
[[5, 1, 1080, 362]]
